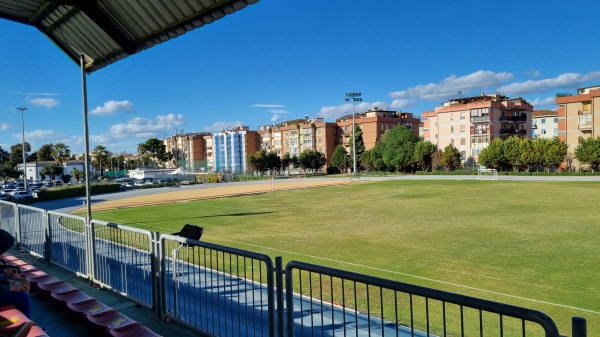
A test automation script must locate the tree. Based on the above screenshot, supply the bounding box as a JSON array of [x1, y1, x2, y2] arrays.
[[266, 151, 281, 174], [544, 137, 568, 171], [40, 164, 63, 180], [247, 149, 269, 176], [92, 145, 110, 176], [141, 138, 168, 166], [574, 137, 600, 171], [0, 146, 9, 165], [71, 168, 84, 183], [478, 138, 506, 171], [298, 150, 326, 174], [281, 153, 293, 174], [330, 145, 350, 173], [0, 163, 20, 181], [51, 143, 71, 166], [348, 124, 365, 171], [380, 126, 418, 173], [502, 136, 522, 172], [37, 144, 54, 161], [362, 142, 387, 172], [9, 142, 31, 166], [413, 140, 437, 171], [441, 144, 462, 171]]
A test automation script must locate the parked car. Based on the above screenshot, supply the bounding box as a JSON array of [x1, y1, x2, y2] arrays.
[[12, 190, 33, 201], [0, 194, 10, 201]]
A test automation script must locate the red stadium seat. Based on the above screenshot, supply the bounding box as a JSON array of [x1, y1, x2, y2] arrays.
[[51, 289, 94, 306], [67, 300, 112, 322], [0, 305, 34, 336], [87, 310, 140, 334]]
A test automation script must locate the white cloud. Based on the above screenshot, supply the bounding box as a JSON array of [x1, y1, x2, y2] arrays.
[[109, 113, 185, 138], [0, 123, 11, 131], [389, 70, 514, 101], [389, 99, 417, 109], [91, 100, 135, 115], [523, 69, 541, 77], [271, 114, 282, 122], [203, 121, 244, 132], [502, 72, 600, 95], [26, 97, 60, 108], [269, 109, 289, 114], [252, 104, 285, 108], [529, 96, 556, 108]]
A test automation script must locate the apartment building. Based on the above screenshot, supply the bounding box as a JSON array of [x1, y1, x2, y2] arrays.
[[163, 132, 211, 171], [555, 86, 600, 164], [531, 110, 558, 139], [423, 93, 533, 162], [335, 108, 421, 152], [257, 117, 338, 165], [213, 126, 259, 173]]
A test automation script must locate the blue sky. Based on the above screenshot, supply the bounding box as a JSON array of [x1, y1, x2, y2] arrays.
[[2, 0, 600, 155]]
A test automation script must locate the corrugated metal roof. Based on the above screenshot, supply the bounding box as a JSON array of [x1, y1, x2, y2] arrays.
[[0, 0, 259, 72]]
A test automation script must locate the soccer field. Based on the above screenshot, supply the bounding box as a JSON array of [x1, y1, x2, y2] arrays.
[[93, 179, 600, 334]]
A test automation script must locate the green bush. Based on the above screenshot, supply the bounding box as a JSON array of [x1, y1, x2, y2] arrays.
[[34, 183, 121, 202]]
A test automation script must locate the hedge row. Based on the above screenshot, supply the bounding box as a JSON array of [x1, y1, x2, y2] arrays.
[[34, 183, 121, 202]]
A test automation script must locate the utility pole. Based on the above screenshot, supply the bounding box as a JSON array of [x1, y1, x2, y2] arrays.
[[17, 107, 28, 189], [344, 93, 362, 175]]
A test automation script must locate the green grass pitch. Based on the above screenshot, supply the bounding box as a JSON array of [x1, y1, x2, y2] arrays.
[[92, 179, 600, 334]]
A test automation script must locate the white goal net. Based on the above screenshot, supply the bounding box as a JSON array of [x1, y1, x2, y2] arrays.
[[478, 168, 498, 180]]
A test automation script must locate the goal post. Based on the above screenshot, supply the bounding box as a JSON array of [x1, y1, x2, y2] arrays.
[[478, 168, 498, 180]]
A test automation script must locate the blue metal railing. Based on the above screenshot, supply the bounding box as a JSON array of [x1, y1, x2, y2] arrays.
[[159, 234, 276, 337], [285, 261, 564, 337]]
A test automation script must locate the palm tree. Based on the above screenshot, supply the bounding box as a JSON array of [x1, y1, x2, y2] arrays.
[[51, 143, 71, 166], [92, 145, 110, 176]]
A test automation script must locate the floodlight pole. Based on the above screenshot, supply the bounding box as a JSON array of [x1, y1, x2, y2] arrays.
[[345, 92, 362, 175], [80, 55, 92, 222], [17, 107, 27, 190]]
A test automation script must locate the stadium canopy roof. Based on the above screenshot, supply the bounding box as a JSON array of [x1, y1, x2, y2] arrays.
[[0, 0, 259, 73]]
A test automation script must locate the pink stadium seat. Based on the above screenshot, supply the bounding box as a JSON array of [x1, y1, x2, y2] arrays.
[[37, 281, 76, 297], [51, 289, 94, 306], [87, 310, 140, 334], [109, 325, 162, 337], [67, 300, 112, 321]]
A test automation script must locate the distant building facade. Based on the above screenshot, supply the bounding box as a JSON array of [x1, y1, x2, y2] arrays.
[[531, 110, 558, 139], [555, 85, 600, 167], [335, 108, 421, 153], [213, 126, 259, 173], [163, 132, 211, 171], [423, 93, 533, 162]]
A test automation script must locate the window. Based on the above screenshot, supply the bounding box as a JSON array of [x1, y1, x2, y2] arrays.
[[541, 129, 546, 135], [553, 128, 558, 135], [460, 113, 465, 120], [461, 138, 466, 145], [554, 118, 558, 123], [541, 118, 546, 124], [380, 124, 385, 131], [450, 126, 454, 134]]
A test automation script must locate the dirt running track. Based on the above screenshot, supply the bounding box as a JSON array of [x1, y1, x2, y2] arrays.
[[72, 178, 353, 213]]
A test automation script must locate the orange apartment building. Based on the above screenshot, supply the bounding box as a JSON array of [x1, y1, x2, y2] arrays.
[[163, 132, 212, 170], [335, 108, 420, 152], [258, 117, 338, 165], [555, 85, 600, 168], [423, 93, 533, 162]]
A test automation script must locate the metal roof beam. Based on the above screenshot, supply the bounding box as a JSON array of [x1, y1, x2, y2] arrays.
[[79, 2, 138, 55]]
